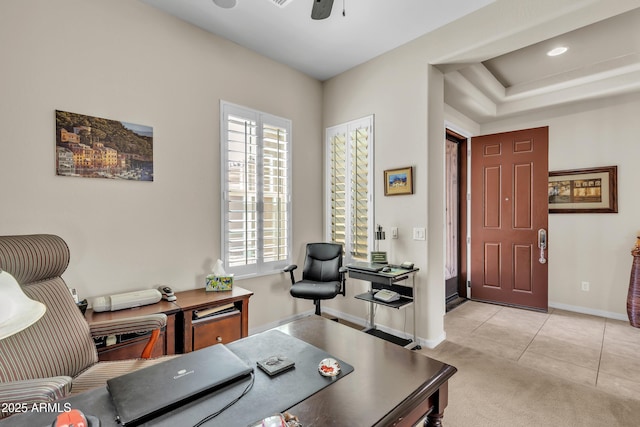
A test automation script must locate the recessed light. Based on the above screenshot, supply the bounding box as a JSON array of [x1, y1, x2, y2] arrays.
[[213, 0, 237, 8], [547, 47, 568, 57]]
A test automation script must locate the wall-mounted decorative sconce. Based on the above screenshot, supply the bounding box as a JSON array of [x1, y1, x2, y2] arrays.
[[371, 225, 387, 263]]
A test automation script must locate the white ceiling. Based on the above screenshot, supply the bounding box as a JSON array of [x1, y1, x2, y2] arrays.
[[140, 0, 640, 124], [443, 8, 640, 123], [140, 0, 494, 81]]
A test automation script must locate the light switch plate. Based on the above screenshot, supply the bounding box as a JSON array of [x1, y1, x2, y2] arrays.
[[413, 227, 426, 240], [391, 227, 398, 239]]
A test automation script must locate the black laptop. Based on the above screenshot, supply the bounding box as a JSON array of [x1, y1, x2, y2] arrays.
[[107, 343, 253, 426]]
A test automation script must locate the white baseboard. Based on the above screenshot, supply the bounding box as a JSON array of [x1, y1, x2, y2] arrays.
[[252, 303, 625, 348], [248, 310, 314, 335], [549, 301, 628, 321], [320, 307, 446, 349], [320, 307, 367, 328], [250, 307, 446, 349], [420, 332, 446, 349]]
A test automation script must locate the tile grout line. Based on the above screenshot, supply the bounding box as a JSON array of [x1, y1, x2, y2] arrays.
[[595, 318, 607, 386], [447, 301, 640, 399], [515, 310, 552, 363]]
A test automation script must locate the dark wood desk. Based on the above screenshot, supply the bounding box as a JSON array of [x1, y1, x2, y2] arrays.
[[0, 316, 456, 427], [277, 316, 455, 426]]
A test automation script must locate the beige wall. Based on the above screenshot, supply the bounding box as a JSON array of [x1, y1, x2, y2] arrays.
[[321, 44, 434, 339], [0, 0, 323, 330], [323, 0, 640, 345]]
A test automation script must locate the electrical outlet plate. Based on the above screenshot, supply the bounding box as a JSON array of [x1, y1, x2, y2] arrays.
[[581, 281, 590, 291]]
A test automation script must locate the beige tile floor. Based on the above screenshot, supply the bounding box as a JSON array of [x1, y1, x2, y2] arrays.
[[443, 300, 640, 400]]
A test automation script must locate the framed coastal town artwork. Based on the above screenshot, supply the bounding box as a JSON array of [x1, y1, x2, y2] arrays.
[[55, 110, 153, 181], [384, 166, 413, 196], [548, 166, 617, 213]]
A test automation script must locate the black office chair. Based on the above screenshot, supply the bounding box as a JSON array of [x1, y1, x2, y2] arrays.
[[284, 243, 347, 316]]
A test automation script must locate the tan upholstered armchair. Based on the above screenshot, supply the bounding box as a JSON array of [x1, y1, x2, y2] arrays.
[[0, 234, 173, 418]]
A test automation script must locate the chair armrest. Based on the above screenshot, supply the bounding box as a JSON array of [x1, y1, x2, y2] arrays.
[[89, 313, 167, 359], [283, 264, 298, 285], [89, 313, 167, 338], [0, 377, 72, 418], [338, 266, 348, 296]]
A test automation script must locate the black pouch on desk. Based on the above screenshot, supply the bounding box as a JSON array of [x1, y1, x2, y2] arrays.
[[256, 355, 295, 376], [107, 343, 253, 426]]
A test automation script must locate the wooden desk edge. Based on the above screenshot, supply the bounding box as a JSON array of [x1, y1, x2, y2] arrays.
[[173, 286, 253, 310], [376, 365, 457, 427]]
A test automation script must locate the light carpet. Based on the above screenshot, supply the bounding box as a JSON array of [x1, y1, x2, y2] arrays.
[[420, 341, 640, 427]]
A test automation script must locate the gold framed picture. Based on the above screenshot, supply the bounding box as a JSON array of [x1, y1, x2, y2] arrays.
[[384, 166, 413, 196], [548, 166, 617, 213]]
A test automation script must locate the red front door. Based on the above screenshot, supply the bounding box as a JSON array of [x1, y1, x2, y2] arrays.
[[470, 127, 549, 310]]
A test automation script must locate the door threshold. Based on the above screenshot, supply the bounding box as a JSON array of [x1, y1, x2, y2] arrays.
[[446, 297, 468, 313], [470, 298, 548, 313]]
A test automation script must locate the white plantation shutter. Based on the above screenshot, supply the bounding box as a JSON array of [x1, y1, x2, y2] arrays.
[[351, 126, 371, 259], [221, 101, 291, 276], [262, 123, 289, 263], [327, 116, 374, 262], [330, 131, 347, 247]]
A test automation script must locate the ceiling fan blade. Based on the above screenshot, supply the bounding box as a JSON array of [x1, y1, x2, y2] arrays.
[[311, 0, 334, 20]]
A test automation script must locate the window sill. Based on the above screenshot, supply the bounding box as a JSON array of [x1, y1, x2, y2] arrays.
[[230, 268, 288, 281]]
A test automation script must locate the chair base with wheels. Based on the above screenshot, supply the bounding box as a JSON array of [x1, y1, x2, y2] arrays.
[[284, 243, 347, 316]]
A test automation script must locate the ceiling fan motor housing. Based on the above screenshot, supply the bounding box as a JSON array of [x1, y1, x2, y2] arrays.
[[311, 0, 334, 20]]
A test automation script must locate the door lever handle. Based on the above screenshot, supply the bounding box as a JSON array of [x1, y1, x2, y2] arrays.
[[538, 229, 547, 264]]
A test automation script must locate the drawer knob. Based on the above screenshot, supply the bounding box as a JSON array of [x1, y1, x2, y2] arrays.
[[216, 336, 223, 343]]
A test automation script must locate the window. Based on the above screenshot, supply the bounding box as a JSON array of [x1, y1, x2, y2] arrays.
[[221, 101, 292, 277], [326, 116, 374, 263]]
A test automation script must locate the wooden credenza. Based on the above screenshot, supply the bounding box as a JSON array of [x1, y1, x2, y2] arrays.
[[175, 287, 253, 353], [84, 286, 253, 359]]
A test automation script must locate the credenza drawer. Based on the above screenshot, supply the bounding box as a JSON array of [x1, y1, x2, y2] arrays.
[[191, 310, 242, 350], [173, 287, 253, 353]]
